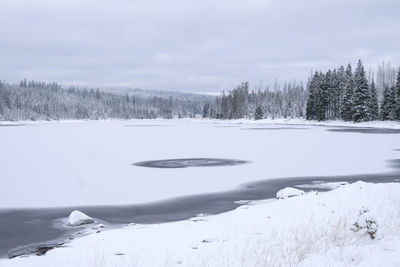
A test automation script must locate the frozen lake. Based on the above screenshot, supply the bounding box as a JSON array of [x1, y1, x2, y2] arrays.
[[0, 119, 399, 208], [0, 119, 400, 257]]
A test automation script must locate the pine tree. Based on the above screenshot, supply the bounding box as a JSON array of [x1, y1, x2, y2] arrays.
[[369, 79, 379, 120], [395, 69, 400, 120], [313, 72, 328, 121], [380, 84, 396, 120], [20, 78, 27, 88], [254, 106, 264, 120], [202, 103, 210, 118], [330, 68, 344, 119], [353, 60, 371, 122], [220, 93, 229, 119], [325, 69, 336, 120], [306, 72, 318, 120], [340, 64, 354, 121], [337, 65, 346, 115]]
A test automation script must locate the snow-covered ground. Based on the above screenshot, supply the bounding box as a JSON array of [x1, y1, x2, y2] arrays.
[[0, 119, 399, 208], [2, 181, 399, 267], [198, 118, 400, 129]]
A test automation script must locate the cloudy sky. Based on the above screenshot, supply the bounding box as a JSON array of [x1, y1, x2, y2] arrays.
[[0, 0, 399, 92]]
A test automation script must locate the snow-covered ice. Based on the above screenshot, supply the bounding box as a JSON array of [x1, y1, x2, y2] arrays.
[[276, 187, 305, 199], [0, 119, 399, 208]]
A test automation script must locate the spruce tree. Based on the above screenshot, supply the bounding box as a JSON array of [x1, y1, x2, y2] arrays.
[[395, 69, 400, 120], [306, 72, 319, 120], [369, 79, 379, 120], [337, 65, 346, 114], [254, 106, 264, 120], [332, 66, 346, 119], [314, 72, 328, 121], [380, 84, 396, 120], [340, 64, 354, 121], [202, 103, 210, 118], [353, 60, 371, 122], [325, 69, 337, 120]]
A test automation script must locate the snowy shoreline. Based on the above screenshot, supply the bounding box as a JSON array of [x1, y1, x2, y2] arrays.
[[1, 118, 400, 129], [2, 181, 399, 267], [195, 118, 400, 129]]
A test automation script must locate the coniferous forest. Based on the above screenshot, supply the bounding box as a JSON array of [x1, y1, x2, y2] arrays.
[[1, 60, 399, 122], [203, 81, 307, 120], [0, 80, 211, 121], [306, 60, 400, 122]]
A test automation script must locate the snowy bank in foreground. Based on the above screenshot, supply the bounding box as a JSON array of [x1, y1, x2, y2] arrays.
[[2, 181, 400, 267]]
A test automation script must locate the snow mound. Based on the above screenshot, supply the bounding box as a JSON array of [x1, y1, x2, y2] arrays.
[[276, 187, 305, 199], [67, 210, 94, 226]]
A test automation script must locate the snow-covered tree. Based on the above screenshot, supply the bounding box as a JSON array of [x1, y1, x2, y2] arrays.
[[211, 81, 306, 120], [306, 72, 319, 120], [395, 69, 400, 121], [313, 72, 329, 121], [352, 60, 371, 122], [254, 106, 264, 120], [340, 64, 355, 121], [369, 79, 379, 120], [202, 103, 210, 118], [0, 80, 211, 121], [380, 84, 397, 120], [337, 65, 347, 113]]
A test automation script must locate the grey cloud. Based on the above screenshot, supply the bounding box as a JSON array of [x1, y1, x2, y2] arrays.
[[0, 0, 399, 92]]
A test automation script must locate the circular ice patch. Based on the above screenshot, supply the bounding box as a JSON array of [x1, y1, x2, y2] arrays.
[[133, 158, 248, 168]]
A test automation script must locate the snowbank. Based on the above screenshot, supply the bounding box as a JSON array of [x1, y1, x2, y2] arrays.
[[66, 210, 94, 227], [3, 181, 400, 267], [197, 118, 400, 129], [276, 187, 305, 199]]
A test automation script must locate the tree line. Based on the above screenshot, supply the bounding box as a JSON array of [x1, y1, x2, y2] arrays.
[[306, 60, 400, 122], [0, 79, 210, 121], [1, 60, 399, 122], [202, 81, 307, 120]]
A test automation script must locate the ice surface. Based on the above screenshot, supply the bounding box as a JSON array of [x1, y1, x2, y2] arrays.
[[0, 119, 399, 208]]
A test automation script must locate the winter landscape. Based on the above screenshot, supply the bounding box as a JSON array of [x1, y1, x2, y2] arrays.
[[1, 0, 400, 267]]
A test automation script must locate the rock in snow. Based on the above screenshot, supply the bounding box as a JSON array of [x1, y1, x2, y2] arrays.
[[276, 187, 305, 199], [67, 210, 94, 226]]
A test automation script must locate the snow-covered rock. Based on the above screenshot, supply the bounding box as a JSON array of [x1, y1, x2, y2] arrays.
[[67, 210, 94, 226], [352, 209, 378, 239], [276, 187, 305, 199]]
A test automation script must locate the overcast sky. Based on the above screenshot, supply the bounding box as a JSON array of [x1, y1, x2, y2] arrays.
[[0, 0, 399, 92]]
